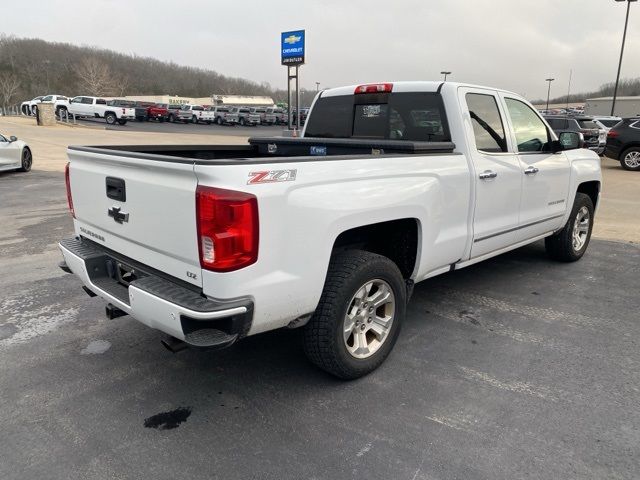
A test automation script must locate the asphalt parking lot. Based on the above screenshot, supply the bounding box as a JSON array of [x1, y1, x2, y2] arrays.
[[75, 117, 284, 137], [1, 168, 639, 479]]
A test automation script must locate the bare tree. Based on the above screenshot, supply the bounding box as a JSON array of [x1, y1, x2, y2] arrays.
[[76, 57, 113, 96], [0, 71, 20, 108]]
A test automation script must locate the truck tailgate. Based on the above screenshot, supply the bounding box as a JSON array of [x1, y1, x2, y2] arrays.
[[67, 148, 202, 287]]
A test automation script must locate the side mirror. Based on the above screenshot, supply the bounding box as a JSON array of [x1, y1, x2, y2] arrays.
[[551, 131, 584, 152], [9, 136, 17, 142]]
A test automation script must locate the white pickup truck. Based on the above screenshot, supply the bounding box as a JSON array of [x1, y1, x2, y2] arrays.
[[182, 105, 216, 124], [67, 96, 136, 125], [59, 81, 601, 379]]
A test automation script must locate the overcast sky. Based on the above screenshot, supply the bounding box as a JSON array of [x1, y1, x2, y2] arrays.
[[2, 0, 639, 100]]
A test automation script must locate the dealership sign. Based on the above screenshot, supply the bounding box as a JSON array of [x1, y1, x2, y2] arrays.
[[281, 30, 305, 65]]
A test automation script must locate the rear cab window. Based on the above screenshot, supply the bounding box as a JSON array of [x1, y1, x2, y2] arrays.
[[304, 91, 451, 142]]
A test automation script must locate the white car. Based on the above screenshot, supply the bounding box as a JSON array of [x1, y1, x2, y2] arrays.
[[20, 96, 43, 116], [592, 116, 622, 132], [67, 96, 136, 125], [59, 81, 601, 379], [39, 94, 71, 117], [0, 133, 32, 172]]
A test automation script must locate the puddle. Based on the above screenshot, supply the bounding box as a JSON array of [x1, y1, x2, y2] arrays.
[[144, 407, 192, 430], [80, 340, 111, 355]]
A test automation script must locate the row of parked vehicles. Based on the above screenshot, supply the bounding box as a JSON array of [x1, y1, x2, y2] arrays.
[[20, 94, 305, 127]]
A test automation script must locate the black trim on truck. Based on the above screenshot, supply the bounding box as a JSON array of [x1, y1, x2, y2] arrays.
[[68, 139, 458, 166]]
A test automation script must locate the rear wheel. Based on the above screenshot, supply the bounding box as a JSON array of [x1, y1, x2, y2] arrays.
[[303, 250, 406, 379], [216, 116, 223, 125], [117, 119, 127, 125], [168, 114, 175, 123], [105, 113, 117, 125], [620, 147, 640, 171], [192, 115, 198, 124], [239, 117, 245, 126], [545, 193, 594, 262], [18, 147, 32, 172]]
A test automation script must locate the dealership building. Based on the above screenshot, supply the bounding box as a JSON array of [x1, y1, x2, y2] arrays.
[[585, 96, 640, 117], [118, 94, 274, 107]]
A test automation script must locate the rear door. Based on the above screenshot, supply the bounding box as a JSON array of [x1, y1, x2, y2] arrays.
[[68, 149, 202, 287], [460, 88, 523, 258], [501, 96, 570, 240]]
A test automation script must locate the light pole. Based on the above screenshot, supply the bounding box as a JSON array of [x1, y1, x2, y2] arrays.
[[441, 71, 451, 81], [545, 78, 555, 111], [315, 82, 320, 92], [611, 0, 637, 116]]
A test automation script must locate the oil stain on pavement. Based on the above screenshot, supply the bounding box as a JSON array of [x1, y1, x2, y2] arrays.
[[144, 407, 192, 430]]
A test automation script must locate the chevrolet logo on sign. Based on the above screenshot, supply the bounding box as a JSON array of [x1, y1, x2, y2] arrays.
[[284, 35, 301, 45], [281, 29, 305, 65]]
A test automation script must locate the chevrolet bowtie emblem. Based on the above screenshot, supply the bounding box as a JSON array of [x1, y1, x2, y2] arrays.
[[108, 206, 129, 224]]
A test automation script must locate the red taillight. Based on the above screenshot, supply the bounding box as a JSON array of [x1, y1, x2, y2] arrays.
[[65, 162, 75, 218], [607, 130, 619, 138], [196, 186, 258, 272], [354, 83, 393, 94]]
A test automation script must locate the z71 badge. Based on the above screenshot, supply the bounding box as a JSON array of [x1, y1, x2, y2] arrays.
[[247, 169, 297, 184]]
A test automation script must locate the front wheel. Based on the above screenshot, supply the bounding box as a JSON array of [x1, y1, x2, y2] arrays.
[[105, 113, 117, 125], [545, 193, 594, 262], [18, 147, 32, 172], [620, 147, 640, 171], [303, 250, 406, 379]]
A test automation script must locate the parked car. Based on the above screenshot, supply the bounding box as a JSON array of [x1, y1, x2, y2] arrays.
[[209, 106, 239, 125], [604, 117, 640, 171], [292, 107, 310, 125], [264, 107, 286, 125], [248, 107, 268, 124], [592, 116, 622, 132], [181, 105, 216, 124], [59, 81, 601, 379], [142, 103, 169, 122], [544, 115, 605, 155], [231, 107, 260, 126], [166, 104, 190, 123], [39, 95, 70, 117], [20, 96, 44, 116], [68, 96, 135, 125], [0, 133, 32, 173]]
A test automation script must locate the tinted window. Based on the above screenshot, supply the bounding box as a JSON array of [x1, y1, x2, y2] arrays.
[[577, 119, 598, 129], [599, 119, 620, 128], [96, 98, 107, 105], [305, 92, 450, 141], [546, 118, 568, 130], [41, 95, 53, 101], [81, 97, 94, 104], [505, 98, 550, 152], [192, 106, 203, 111], [466, 93, 507, 153]]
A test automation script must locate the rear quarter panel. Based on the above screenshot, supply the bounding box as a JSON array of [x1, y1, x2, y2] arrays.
[[194, 154, 470, 335]]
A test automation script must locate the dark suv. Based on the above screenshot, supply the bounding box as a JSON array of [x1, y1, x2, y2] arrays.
[[544, 115, 605, 155], [605, 117, 640, 171]]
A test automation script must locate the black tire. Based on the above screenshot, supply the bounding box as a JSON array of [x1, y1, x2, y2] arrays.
[[239, 117, 245, 126], [117, 119, 127, 125], [56, 106, 67, 119], [192, 115, 198, 124], [18, 147, 32, 172], [303, 250, 406, 379], [168, 114, 175, 123], [216, 116, 223, 125], [32, 105, 38, 116], [105, 113, 117, 125], [159, 117, 165, 123], [206, 120, 211, 125], [620, 147, 640, 171], [545, 193, 594, 262]]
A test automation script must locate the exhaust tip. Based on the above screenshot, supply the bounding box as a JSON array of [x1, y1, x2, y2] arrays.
[[161, 337, 189, 354]]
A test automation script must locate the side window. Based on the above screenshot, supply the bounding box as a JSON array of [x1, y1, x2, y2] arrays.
[[466, 93, 507, 153], [81, 97, 93, 104], [70, 97, 81, 104], [505, 98, 551, 152], [96, 99, 106, 105], [41, 95, 53, 101]]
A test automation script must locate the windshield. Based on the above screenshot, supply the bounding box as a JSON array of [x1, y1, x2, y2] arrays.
[[599, 119, 620, 128], [305, 92, 450, 141]]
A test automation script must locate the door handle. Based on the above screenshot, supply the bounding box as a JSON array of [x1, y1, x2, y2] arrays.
[[524, 166, 539, 175], [478, 170, 498, 180]]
